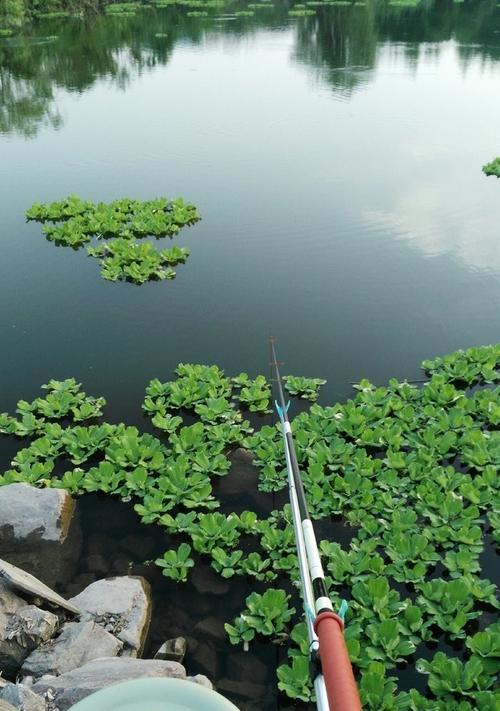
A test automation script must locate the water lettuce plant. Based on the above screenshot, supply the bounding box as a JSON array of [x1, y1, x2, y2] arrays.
[[105, 2, 140, 15], [482, 157, 500, 178], [289, 6, 316, 16], [225, 588, 295, 643], [155, 542, 195, 581], [283, 375, 326, 402], [0, 345, 498, 706], [26, 195, 200, 284], [233, 374, 271, 413]]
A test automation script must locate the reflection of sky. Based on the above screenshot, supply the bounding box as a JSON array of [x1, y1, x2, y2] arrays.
[[352, 42, 500, 274]]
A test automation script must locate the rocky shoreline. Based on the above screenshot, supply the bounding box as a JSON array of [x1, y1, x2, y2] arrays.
[[0, 483, 214, 711]]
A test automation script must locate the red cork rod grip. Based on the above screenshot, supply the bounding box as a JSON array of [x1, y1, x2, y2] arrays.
[[313, 611, 362, 711]]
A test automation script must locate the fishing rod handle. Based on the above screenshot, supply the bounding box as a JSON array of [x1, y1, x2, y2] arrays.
[[314, 612, 362, 711]]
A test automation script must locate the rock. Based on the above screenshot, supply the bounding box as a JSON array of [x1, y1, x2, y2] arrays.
[[0, 582, 57, 676], [227, 651, 269, 684], [0, 683, 46, 711], [22, 620, 123, 679], [187, 674, 213, 690], [0, 701, 16, 711], [6, 604, 59, 654], [120, 534, 156, 559], [112, 556, 131, 575], [69, 577, 151, 656], [82, 554, 108, 575], [72, 574, 96, 590], [0, 484, 81, 588], [154, 636, 186, 663], [191, 640, 219, 678], [0, 559, 80, 615], [190, 566, 230, 597], [193, 616, 225, 643], [33, 657, 186, 710]]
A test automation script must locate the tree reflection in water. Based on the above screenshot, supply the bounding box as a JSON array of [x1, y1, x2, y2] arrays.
[[0, 0, 498, 137]]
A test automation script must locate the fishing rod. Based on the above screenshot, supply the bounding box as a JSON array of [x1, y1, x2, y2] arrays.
[[269, 338, 362, 711]]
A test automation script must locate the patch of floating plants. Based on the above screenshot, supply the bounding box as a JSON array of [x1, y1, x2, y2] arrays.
[[483, 158, 500, 178], [289, 4, 316, 15], [26, 195, 200, 284], [0, 344, 499, 707], [105, 2, 141, 15], [34, 11, 73, 19]]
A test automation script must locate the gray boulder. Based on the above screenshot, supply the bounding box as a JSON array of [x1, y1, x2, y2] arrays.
[[0, 560, 79, 615], [0, 560, 80, 615], [0, 683, 45, 711], [7, 606, 59, 651], [32, 657, 186, 710], [1, 604, 59, 677], [22, 620, 123, 679], [0, 584, 31, 675], [69, 577, 151, 656], [154, 636, 186, 663], [0, 583, 59, 676], [0, 484, 81, 588], [0, 701, 17, 711]]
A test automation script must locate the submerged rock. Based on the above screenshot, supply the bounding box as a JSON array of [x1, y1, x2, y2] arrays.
[[0, 683, 46, 711], [0, 484, 82, 588], [154, 636, 186, 663], [190, 565, 230, 597], [22, 620, 123, 679], [69, 577, 151, 656], [32, 657, 186, 710]]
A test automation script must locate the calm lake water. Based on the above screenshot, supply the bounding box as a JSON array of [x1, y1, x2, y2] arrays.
[[1, 1, 500, 422], [0, 2, 499, 707]]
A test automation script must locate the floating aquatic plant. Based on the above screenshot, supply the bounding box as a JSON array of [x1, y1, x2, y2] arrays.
[[482, 158, 500, 177], [289, 7, 316, 16], [234, 374, 271, 413], [283, 374, 326, 401], [155, 542, 195, 582], [225, 589, 295, 644], [0, 346, 499, 705], [105, 2, 140, 15], [26, 196, 200, 284]]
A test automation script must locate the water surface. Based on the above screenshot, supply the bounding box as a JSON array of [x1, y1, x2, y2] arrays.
[[1, 2, 499, 422], [1, 3, 499, 706]]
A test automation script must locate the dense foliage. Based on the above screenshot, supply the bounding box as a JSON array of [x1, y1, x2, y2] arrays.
[[0, 344, 499, 707], [26, 195, 199, 284]]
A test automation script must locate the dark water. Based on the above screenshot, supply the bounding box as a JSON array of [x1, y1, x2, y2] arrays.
[[1, 2, 500, 708], [1, 2, 500, 422]]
